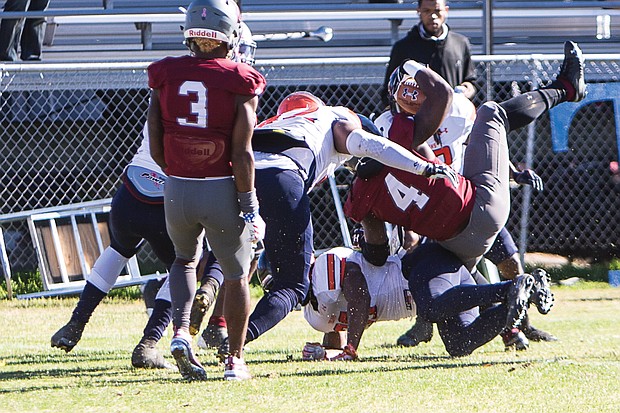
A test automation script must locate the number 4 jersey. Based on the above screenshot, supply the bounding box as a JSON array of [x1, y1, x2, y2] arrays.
[[344, 113, 476, 241]]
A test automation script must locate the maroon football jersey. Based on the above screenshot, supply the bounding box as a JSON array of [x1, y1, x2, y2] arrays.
[[344, 113, 476, 241], [148, 56, 265, 178]]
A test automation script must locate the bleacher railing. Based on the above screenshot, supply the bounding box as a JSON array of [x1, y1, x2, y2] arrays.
[[1, 54, 620, 277]]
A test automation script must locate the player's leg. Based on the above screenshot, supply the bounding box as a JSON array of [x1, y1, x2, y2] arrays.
[[130, 203, 177, 369], [500, 41, 586, 132], [50, 184, 143, 352], [164, 177, 209, 381], [440, 101, 511, 272], [485, 228, 558, 343], [199, 179, 253, 380], [245, 168, 313, 343]]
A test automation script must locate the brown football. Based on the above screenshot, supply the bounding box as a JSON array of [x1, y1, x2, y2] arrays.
[[395, 75, 426, 115]]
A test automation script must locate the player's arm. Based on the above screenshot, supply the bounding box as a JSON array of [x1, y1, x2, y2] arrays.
[[359, 214, 389, 266], [403, 62, 453, 148], [231, 94, 258, 193], [147, 89, 167, 170], [342, 261, 370, 353]]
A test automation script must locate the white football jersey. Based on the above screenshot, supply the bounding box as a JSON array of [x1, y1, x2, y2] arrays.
[[255, 105, 357, 190], [304, 247, 415, 334], [127, 126, 165, 175], [374, 93, 476, 173]]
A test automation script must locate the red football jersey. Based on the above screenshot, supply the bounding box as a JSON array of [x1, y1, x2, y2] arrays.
[[148, 56, 265, 178], [344, 113, 476, 241]]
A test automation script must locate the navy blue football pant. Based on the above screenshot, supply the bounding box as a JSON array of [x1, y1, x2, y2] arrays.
[[109, 183, 176, 268], [246, 167, 313, 342], [403, 243, 513, 357]]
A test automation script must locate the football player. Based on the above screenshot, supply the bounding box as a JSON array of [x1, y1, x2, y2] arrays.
[[147, 0, 266, 381], [344, 41, 585, 336], [205, 88, 458, 356], [376, 60, 555, 349], [302, 246, 414, 361]]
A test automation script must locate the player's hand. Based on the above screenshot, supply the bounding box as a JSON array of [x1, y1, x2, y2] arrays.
[[513, 169, 544, 191], [424, 163, 459, 188], [242, 211, 266, 244], [302, 342, 327, 361], [328, 344, 358, 361]]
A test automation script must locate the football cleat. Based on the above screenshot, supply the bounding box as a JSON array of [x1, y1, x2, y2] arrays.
[[522, 325, 558, 342], [51, 320, 86, 353], [396, 318, 434, 347], [224, 355, 251, 381], [505, 274, 535, 330], [302, 342, 327, 361], [170, 335, 207, 381], [132, 338, 177, 370], [197, 323, 228, 350], [529, 268, 554, 315], [189, 281, 218, 336], [557, 41, 586, 102], [501, 328, 529, 351]]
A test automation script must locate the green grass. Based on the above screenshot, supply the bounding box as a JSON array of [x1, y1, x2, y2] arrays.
[[1, 283, 619, 412]]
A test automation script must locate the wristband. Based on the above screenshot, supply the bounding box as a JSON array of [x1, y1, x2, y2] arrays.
[[238, 189, 259, 214]]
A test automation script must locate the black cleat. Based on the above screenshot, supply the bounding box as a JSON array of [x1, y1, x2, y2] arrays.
[[501, 328, 529, 351], [198, 323, 228, 350], [51, 320, 86, 353], [522, 325, 558, 342], [132, 338, 177, 370], [396, 318, 434, 347], [530, 268, 554, 315], [557, 41, 586, 102], [505, 274, 535, 330]]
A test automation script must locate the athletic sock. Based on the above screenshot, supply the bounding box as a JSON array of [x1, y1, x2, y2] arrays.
[[141, 299, 172, 342], [70, 282, 107, 325]]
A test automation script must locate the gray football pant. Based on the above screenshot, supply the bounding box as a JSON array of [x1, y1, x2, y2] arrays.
[[164, 176, 252, 330], [440, 101, 511, 272]]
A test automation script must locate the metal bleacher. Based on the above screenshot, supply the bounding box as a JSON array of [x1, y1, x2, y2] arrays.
[[1, 0, 618, 62]]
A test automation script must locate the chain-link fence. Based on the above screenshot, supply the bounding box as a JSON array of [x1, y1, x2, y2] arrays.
[[1, 55, 619, 275]]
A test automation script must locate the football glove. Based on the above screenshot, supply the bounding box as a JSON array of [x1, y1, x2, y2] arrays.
[[242, 211, 266, 244], [513, 169, 544, 192], [424, 163, 459, 188], [302, 342, 327, 361], [328, 344, 358, 361]]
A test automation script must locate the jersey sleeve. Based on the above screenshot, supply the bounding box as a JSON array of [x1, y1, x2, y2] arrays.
[[232, 64, 266, 96], [147, 58, 168, 90]]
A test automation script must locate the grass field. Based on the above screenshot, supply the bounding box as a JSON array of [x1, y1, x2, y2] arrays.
[[1, 283, 619, 413]]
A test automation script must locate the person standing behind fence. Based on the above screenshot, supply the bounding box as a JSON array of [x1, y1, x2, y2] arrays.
[[381, 0, 476, 109], [0, 0, 49, 61], [147, 0, 266, 381]]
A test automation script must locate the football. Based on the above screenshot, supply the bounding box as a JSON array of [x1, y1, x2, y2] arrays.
[[395, 75, 426, 115]]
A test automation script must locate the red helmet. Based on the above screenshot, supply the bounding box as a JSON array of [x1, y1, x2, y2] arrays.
[[277, 91, 325, 116]]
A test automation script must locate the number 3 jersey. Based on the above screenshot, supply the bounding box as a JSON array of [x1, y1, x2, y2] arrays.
[[147, 55, 266, 178], [304, 247, 414, 334], [344, 113, 476, 241]]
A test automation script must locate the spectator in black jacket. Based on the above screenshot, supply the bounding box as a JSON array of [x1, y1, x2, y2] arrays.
[[381, 0, 476, 109]]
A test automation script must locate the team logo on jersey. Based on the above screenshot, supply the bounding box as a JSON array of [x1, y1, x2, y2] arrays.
[[140, 171, 165, 187]]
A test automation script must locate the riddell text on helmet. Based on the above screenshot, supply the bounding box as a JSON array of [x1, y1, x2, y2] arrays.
[[186, 29, 217, 38]]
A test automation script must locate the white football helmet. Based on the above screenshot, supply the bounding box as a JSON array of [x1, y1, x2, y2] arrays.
[[232, 21, 257, 65]]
